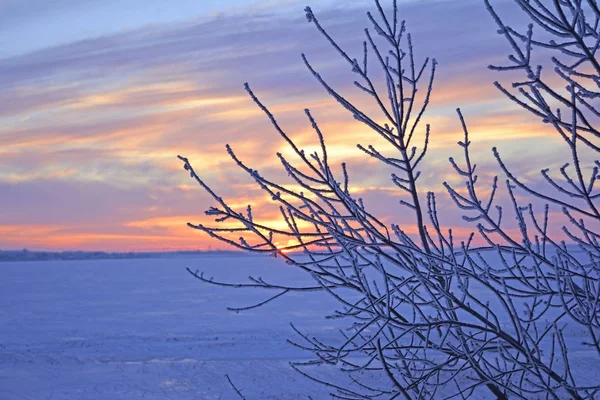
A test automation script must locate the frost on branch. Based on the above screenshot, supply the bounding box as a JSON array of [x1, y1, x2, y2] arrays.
[[178, 1, 600, 399]]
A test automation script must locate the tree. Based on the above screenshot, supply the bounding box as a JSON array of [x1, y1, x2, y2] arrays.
[[178, 0, 600, 398]]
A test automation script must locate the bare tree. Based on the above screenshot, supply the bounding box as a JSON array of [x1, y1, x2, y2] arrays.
[[178, 0, 600, 398]]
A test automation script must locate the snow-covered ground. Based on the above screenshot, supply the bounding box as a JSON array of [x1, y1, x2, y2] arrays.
[[2, 254, 599, 399], [0, 255, 354, 399]]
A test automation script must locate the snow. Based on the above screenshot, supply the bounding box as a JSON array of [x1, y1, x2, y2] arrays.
[[0, 255, 356, 399], [1, 254, 599, 399]]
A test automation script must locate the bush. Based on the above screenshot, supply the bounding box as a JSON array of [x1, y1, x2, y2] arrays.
[[178, 1, 600, 398]]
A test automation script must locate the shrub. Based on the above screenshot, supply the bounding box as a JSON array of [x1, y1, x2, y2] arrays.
[[178, 1, 600, 398]]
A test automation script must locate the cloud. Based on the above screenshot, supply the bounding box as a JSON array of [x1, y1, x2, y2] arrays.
[[1, 0, 568, 251]]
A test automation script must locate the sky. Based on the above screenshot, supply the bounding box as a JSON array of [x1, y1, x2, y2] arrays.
[[0, 0, 567, 251]]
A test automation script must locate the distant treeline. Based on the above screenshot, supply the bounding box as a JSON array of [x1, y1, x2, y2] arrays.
[[0, 249, 253, 262]]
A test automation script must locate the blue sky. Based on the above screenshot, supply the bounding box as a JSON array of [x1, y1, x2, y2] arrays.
[[0, 0, 372, 57], [1, 0, 259, 57]]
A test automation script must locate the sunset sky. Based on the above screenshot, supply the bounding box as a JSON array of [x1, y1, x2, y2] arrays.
[[0, 0, 565, 251]]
